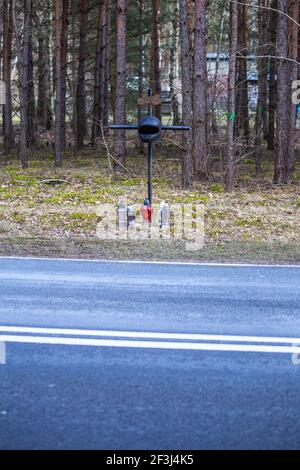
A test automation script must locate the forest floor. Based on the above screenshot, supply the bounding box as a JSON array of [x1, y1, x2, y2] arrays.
[[0, 146, 299, 264]]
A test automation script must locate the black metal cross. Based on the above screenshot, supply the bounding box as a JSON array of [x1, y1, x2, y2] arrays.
[[110, 89, 190, 220]]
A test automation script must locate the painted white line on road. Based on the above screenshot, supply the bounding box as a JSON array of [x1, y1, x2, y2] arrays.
[[0, 341, 6, 364], [0, 325, 300, 345], [0, 334, 300, 354], [0, 256, 299, 268]]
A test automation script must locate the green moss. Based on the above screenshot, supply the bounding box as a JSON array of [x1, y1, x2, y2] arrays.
[[174, 193, 209, 203], [68, 212, 98, 221], [29, 161, 44, 169], [206, 209, 228, 220], [210, 183, 225, 193], [42, 191, 78, 204], [11, 175, 38, 187], [235, 216, 264, 228], [11, 212, 26, 223], [256, 200, 267, 207], [207, 228, 229, 238], [239, 174, 252, 183], [3, 165, 19, 172], [122, 178, 144, 186], [39, 213, 62, 228], [0, 187, 27, 199]]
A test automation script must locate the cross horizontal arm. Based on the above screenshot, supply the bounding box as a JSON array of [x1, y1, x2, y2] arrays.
[[109, 125, 139, 130], [161, 126, 191, 131]]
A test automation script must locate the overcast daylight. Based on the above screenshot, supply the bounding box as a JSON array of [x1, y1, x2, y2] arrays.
[[0, 0, 300, 461]]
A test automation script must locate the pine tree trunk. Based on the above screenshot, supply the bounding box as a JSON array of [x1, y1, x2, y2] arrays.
[[287, 0, 299, 181], [211, 3, 226, 139], [37, 1, 52, 131], [268, 0, 277, 151], [150, 0, 161, 120], [71, 0, 77, 137], [255, 0, 269, 173], [13, 0, 32, 169], [226, 0, 238, 191], [138, 0, 144, 124], [2, 0, 14, 154], [170, 0, 180, 126], [102, 0, 111, 131], [91, 1, 104, 146], [236, 1, 249, 142], [193, 0, 207, 180], [113, 0, 127, 172], [179, 0, 193, 189], [92, 0, 111, 145], [54, 0, 63, 167], [61, 0, 69, 149], [28, 22, 36, 148], [76, 0, 88, 148], [274, 0, 289, 184]]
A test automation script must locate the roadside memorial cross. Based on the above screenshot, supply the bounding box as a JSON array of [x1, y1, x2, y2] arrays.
[[109, 89, 191, 222]]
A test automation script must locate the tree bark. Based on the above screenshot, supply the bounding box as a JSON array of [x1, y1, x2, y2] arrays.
[[193, 0, 207, 180], [150, 0, 161, 120], [138, 0, 144, 124], [92, 0, 111, 145], [113, 0, 127, 172], [287, 0, 299, 181], [170, 0, 180, 126], [268, 0, 277, 151], [12, 0, 32, 169], [60, 0, 69, 149], [103, 0, 111, 131], [274, 0, 289, 184], [2, 0, 14, 154], [37, 0, 52, 131], [76, 0, 88, 148], [91, 1, 105, 146], [179, 0, 193, 189], [71, 0, 77, 137], [255, 0, 269, 173], [226, 0, 238, 191], [54, 0, 63, 167], [236, 1, 249, 142], [28, 18, 36, 148]]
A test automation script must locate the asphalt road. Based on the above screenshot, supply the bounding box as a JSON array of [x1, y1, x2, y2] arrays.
[[0, 257, 300, 450]]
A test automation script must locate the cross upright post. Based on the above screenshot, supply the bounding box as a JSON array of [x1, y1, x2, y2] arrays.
[[147, 88, 153, 207]]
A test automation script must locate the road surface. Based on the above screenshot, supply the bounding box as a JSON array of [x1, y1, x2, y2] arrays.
[[0, 257, 300, 450]]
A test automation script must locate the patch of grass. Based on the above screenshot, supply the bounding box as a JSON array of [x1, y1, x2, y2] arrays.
[[0, 238, 299, 265], [207, 228, 229, 238], [68, 212, 98, 221], [3, 166, 20, 174], [11, 175, 39, 187], [210, 183, 224, 193], [0, 187, 27, 200], [239, 174, 252, 183], [235, 216, 264, 228], [122, 178, 144, 186], [174, 192, 209, 203], [11, 212, 26, 223], [0, 149, 299, 263], [42, 191, 78, 204]]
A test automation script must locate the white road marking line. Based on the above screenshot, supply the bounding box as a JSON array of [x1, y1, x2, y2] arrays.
[[0, 334, 300, 354], [0, 325, 300, 345], [0, 256, 299, 268], [0, 341, 6, 364]]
